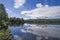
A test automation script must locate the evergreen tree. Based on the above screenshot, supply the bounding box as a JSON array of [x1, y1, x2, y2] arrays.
[[0, 3, 8, 28]]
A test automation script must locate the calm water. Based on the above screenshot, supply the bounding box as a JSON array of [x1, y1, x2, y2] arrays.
[[9, 24, 60, 40]]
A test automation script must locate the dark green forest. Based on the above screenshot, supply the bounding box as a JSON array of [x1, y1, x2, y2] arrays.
[[8, 17, 24, 26], [25, 19, 60, 24]]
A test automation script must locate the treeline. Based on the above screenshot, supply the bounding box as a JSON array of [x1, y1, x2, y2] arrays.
[[25, 19, 60, 24], [8, 17, 24, 26]]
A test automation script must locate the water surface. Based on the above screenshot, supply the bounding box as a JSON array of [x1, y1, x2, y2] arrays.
[[9, 24, 60, 40]]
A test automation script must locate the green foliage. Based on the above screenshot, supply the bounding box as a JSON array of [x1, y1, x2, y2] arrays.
[[0, 4, 8, 21], [0, 3, 11, 40], [8, 17, 24, 26], [0, 29, 11, 40], [0, 4, 8, 27], [25, 19, 60, 24]]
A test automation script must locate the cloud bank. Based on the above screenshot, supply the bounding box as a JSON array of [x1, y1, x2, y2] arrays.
[[21, 3, 60, 19], [14, 0, 26, 9]]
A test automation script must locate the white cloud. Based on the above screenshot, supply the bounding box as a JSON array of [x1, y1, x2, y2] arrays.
[[14, 0, 26, 9], [21, 3, 60, 19], [36, 3, 43, 8], [14, 35, 22, 40], [45, 5, 49, 7]]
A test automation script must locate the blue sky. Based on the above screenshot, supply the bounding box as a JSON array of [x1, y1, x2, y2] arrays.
[[0, 0, 60, 19]]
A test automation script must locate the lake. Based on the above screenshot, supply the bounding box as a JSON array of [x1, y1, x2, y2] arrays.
[[9, 23, 60, 40]]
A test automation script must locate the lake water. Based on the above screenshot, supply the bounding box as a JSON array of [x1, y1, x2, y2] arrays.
[[9, 24, 60, 40]]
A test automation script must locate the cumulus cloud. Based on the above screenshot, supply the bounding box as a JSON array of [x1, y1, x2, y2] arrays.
[[21, 3, 60, 19], [45, 5, 49, 7], [14, 0, 26, 9], [36, 3, 43, 8]]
